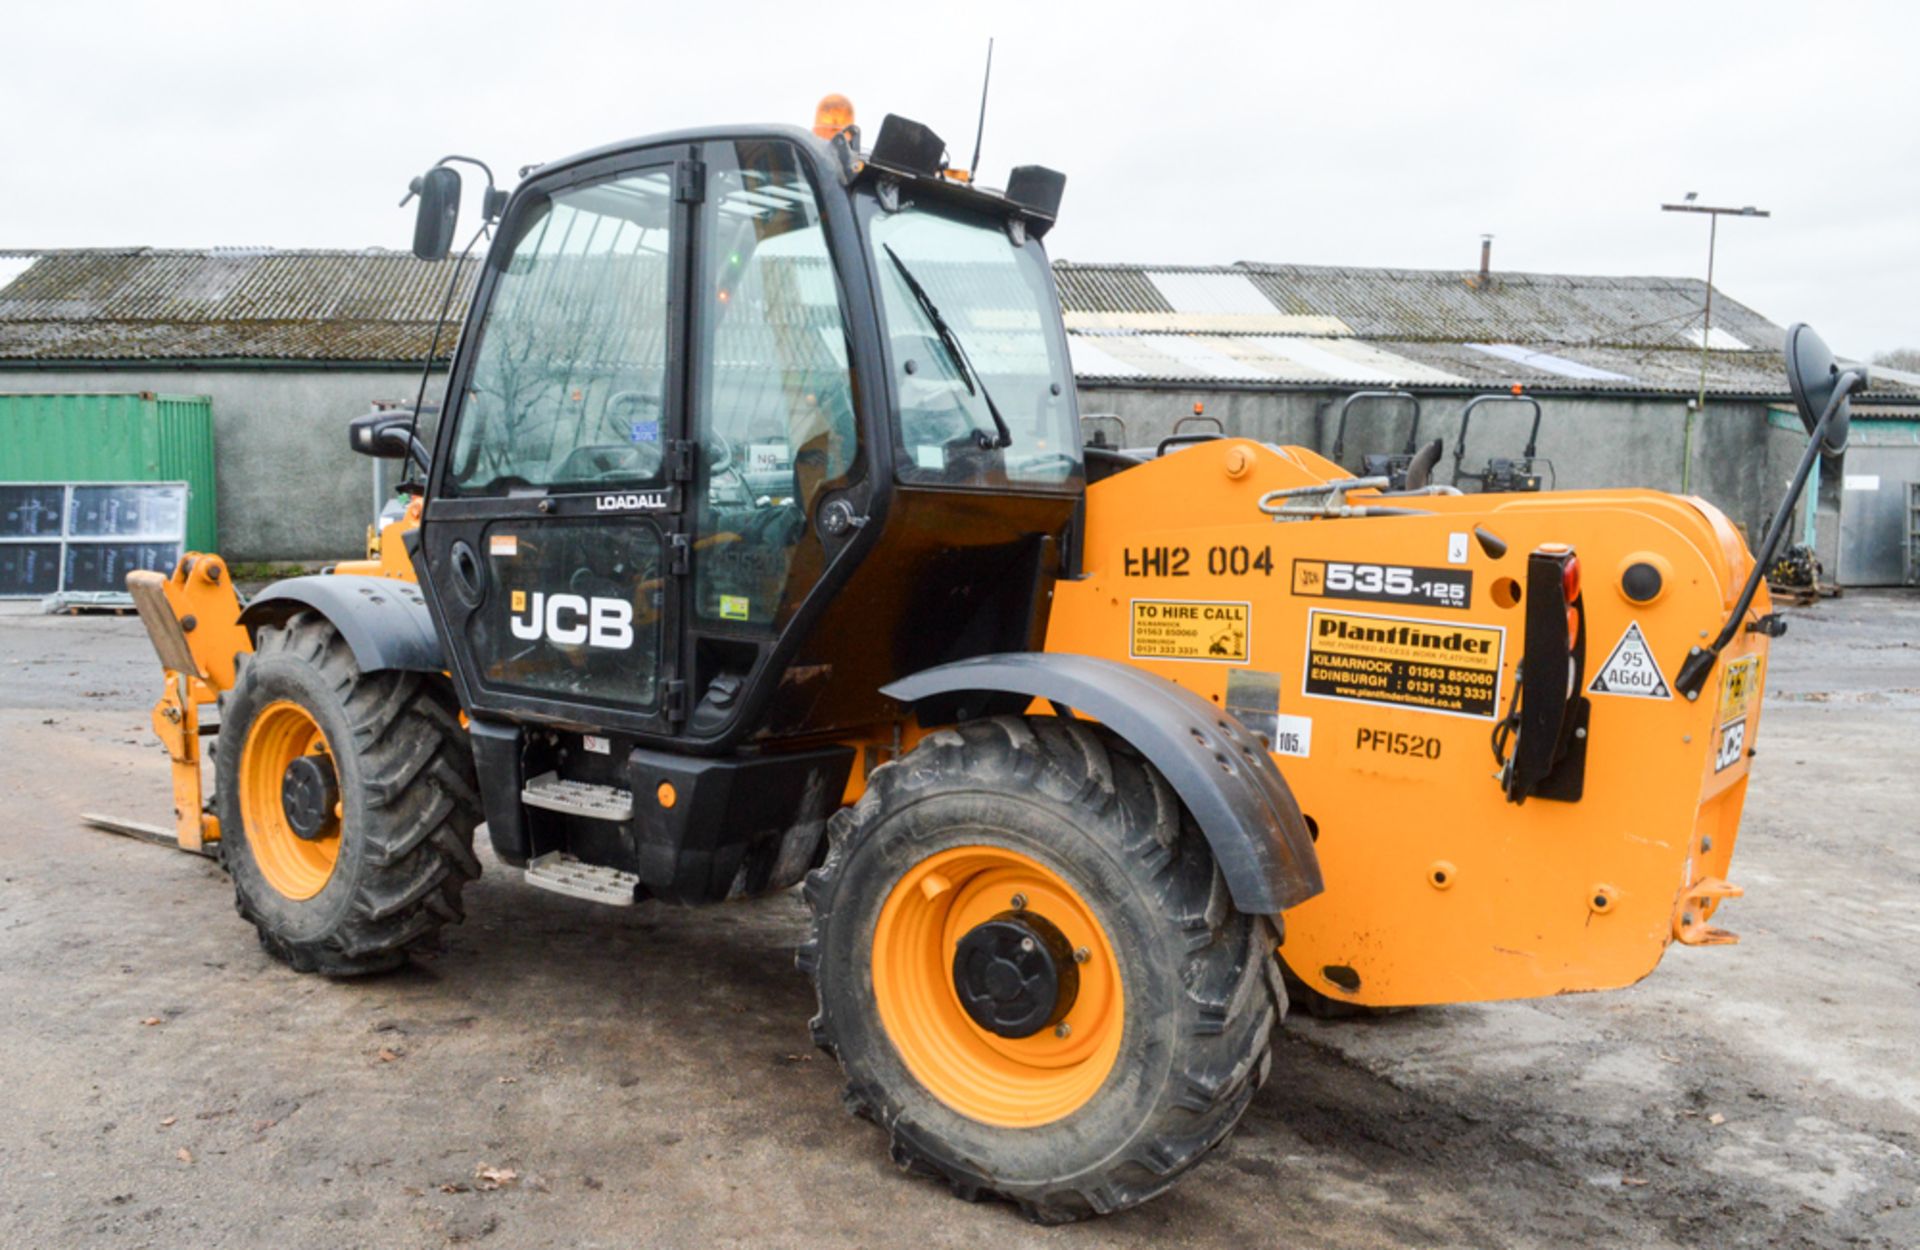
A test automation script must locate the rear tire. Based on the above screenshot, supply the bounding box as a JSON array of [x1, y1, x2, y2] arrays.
[[800, 716, 1282, 1223], [217, 611, 481, 976]]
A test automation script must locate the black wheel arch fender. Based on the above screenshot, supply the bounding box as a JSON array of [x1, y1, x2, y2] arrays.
[[237, 575, 444, 673], [882, 653, 1324, 915]]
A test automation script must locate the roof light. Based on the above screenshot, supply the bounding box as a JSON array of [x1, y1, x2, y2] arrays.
[[813, 94, 855, 141]]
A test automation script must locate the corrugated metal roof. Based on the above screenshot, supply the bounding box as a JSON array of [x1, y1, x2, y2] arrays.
[[1055, 260, 1915, 399], [2, 248, 1909, 402], [0, 248, 477, 363]]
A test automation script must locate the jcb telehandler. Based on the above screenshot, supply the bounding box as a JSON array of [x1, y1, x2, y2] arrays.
[[123, 104, 1863, 1221]]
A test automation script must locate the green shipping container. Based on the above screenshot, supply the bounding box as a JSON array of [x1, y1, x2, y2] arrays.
[[0, 392, 217, 551]]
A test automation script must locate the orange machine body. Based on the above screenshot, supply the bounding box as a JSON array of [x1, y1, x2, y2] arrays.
[[1045, 439, 1766, 1008]]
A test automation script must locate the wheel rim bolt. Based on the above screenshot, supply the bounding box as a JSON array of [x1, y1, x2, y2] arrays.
[[1019, 938, 1035, 953], [1010, 893, 1027, 910], [1073, 946, 1090, 963], [1054, 1023, 1072, 1039]]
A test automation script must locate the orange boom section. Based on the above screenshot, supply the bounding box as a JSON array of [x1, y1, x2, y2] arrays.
[[1046, 439, 1767, 1008]]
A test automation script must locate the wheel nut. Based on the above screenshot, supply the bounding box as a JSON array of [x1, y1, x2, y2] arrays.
[[1019, 937, 1035, 953], [1054, 1023, 1071, 1039], [1010, 893, 1027, 910], [1073, 947, 1090, 963]]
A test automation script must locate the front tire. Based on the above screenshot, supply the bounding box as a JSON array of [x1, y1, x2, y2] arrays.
[[800, 716, 1282, 1223], [217, 611, 481, 975]]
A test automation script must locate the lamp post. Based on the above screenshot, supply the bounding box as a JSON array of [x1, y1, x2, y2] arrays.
[[1661, 198, 1769, 492]]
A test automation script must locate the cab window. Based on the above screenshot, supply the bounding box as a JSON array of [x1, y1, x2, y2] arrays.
[[448, 169, 676, 495], [867, 201, 1079, 491], [692, 140, 859, 632]]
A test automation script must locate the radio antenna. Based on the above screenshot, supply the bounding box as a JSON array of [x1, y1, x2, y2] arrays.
[[968, 38, 994, 178]]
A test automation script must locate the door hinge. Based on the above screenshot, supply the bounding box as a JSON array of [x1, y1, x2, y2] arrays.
[[676, 159, 706, 204], [668, 438, 697, 482], [669, 532, 691, 576], [663, 678, 689, 723]]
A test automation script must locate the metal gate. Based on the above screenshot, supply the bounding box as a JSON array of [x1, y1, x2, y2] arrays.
[[0, 481, 189, 605]]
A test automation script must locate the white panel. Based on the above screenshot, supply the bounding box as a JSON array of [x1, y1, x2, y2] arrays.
[[1248, 337, 1468, 385], [1064, 310, 1352, 335], [1134, 333, 1272, 380], [0, 255, 37, 291], [1066, 335, 1143, 378], [1465, 342, 1636, 382], [1145, 271, 1278, 316], [1680, 327, 1751, 351]]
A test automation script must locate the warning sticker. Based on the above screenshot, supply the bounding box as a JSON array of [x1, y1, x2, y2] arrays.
[[1717, 655, 1760, 723], [1587, 622, 1671, 699], [1303, 609, 1504, 718], [1130, 599, 1251, 663]]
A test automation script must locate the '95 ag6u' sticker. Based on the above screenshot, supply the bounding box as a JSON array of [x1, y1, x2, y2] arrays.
[[1292, 560, 1471, 610]]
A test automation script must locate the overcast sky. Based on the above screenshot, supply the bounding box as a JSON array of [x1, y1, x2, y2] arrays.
[[3, 1, 1914, 355]]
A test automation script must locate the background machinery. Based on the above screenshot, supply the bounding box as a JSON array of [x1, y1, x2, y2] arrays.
[[120, 103, 1860, 1221], [1329, 388, 1441, 491], [1451, 387, 1553, 493]]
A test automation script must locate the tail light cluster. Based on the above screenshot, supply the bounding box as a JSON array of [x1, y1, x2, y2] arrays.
[[1500, 544, 1590, 804]]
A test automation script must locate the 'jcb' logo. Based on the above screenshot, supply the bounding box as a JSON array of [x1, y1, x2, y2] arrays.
[[508, 592, 633, 650]]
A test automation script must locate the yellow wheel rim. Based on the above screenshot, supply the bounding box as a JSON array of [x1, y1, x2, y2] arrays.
[[239, 700, 340, 900], [872, 845, 1124, 1127]]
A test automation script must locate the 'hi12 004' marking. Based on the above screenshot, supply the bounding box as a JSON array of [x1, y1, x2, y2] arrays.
[[1123, 545, 1274, 578]]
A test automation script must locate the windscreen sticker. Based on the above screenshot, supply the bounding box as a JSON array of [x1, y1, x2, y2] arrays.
[[1303, 608, 1504, 719], [1292, 559, 1471, 610], [1130, 599, 1250, 663], [1587, 622, 1671, 699]]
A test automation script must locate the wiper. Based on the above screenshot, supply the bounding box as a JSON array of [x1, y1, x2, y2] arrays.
[[883, 244, 1012, 450]]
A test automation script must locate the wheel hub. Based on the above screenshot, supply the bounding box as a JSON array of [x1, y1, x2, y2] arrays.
[[280, 754, 338, 840], [951, 910, 1079, 1038]]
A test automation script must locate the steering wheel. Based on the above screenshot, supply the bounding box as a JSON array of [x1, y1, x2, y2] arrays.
[[553, 441, 662, 481]]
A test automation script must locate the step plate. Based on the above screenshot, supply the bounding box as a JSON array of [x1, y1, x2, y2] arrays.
[[521, 771, 634, 822], [524, 852, 640, 906]]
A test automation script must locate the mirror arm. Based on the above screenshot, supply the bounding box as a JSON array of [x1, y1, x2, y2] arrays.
[[401, 434, 432, 476], [1674, 371, 1863, 699]]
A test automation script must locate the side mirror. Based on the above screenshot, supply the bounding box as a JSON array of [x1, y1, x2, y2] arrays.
[[410, 166, 462, 261], [1784, 322, 1861, 456], [349, 409, 428, 470]]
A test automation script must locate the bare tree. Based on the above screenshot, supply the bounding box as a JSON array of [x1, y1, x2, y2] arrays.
[[1871, 346, 1920, 372]]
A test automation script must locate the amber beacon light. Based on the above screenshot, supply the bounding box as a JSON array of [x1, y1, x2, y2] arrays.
[[813, 93, 855, 140]]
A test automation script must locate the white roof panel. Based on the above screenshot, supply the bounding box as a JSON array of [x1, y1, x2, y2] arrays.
[[1465, 342, 1636, 382], [1133, 333, 1273, 381], [1680, 326, 1751, 351], [1145, 271, 1278, 317], [1247, 336, 1469, 385], [1067, 335, 1144, 378]]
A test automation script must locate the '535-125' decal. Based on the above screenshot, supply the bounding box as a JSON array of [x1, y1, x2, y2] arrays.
[[1292, 560, 1471, 610]]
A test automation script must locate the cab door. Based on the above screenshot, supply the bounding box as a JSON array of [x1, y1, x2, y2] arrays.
[[419, 150, 696, 736]]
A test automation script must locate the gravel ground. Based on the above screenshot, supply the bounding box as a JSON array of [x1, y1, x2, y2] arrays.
[[0, 592, 1915, 1249]]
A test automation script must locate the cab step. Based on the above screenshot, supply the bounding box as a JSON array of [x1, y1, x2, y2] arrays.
[[521, 771, 634, 822], [523, 852, 640, 906]]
